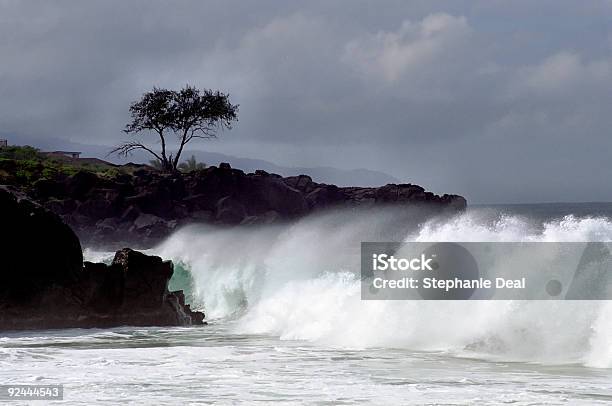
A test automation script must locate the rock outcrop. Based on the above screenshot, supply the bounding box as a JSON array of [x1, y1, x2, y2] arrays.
[[0, 187, 204, 330], [20, 163, 466, 248]]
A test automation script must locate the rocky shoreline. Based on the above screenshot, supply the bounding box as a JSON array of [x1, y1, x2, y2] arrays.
[[25, 162, 466, 249], [1, 162, 466, 330], [0, 187, 204, 330]]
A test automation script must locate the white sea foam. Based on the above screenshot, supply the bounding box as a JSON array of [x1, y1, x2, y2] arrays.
[[147, 209, 612, 367]]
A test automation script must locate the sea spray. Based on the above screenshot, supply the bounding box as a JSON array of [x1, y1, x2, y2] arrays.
[[143, 208, 612, 366]]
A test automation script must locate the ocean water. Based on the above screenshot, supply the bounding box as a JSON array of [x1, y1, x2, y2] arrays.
[[2, 324, 612, 405], [5, 203, 612, 404]]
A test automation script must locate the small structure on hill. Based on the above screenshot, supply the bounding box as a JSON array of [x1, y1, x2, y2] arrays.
[[0, 139, 7, 148], [49, 151, 81, 159]]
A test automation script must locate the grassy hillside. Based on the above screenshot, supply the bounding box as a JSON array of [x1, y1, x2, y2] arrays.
[[0, 145, 144, 184]]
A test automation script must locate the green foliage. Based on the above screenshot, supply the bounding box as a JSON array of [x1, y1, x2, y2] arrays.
[[41, 166, 57, 179], [148, 159, 163, 170], [100, 168, 120, 178], [178, 155, 206, 172], [0, 145, 42, 161], [0, 144, 120, 185]]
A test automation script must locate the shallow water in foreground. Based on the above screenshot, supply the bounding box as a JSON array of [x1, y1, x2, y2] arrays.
[[1, 323, 611, 405]]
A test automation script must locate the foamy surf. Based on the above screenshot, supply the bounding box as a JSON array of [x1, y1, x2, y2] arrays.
[[143, 207, 612, 369]]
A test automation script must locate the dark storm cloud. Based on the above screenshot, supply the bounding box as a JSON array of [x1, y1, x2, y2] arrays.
[[2, 0, 612, 202]]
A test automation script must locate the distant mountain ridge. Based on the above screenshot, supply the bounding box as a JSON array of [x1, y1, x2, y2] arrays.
[[176, 150, 401, 187], [9, 134, 400, 187]]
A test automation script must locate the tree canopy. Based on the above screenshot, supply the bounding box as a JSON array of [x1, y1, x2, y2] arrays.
[[112, 85, 238, 171]]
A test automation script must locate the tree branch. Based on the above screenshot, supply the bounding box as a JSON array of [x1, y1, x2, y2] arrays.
[[110, 141, 164, 162], [155, 127, 168, 162], [172, 128, 190, 170]]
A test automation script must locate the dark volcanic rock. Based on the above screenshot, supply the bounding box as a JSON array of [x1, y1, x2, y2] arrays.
[[22, 162, 466, 248], [44, 198, 77, 215], [305, 185, 344, 209], [32, 178, 66, 199], [112, 248, 172, 308], [243, 176, 308, 217], [0, 186, 83, 306], [215, 195, 247, 224], [73, 249, 203, 327], [0, 187, 204, 330], [67, 170, 100, 200]]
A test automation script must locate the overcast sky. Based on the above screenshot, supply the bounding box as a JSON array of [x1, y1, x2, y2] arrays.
[[2, 0, 612, 203]]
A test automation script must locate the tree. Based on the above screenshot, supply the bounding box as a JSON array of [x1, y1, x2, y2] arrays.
[[112, 85, 238, 172], [178, 155, 206, 172], [114, 87, 175, 171]]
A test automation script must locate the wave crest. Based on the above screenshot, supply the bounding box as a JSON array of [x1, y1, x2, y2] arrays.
[[152, 208, 612, 367]]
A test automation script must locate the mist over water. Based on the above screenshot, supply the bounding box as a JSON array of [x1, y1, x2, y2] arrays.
[[148, 206, 612, 369]]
